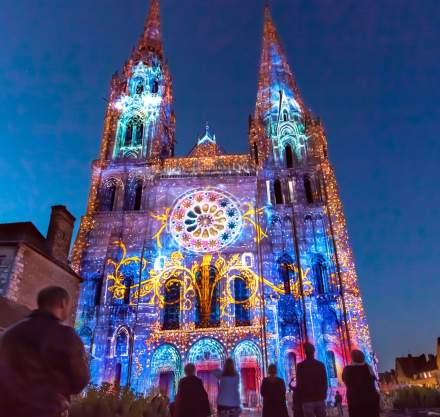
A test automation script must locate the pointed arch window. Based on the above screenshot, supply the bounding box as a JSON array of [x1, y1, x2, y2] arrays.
[[116, 330, 129, 356], [313, 255, 328, 295], [125, 122, 133, 147], [285, 144, 294, 169], [304, 176, 314, 204], [152, 80, 159, 94], [283, 110, 289, 122], [163, 279, 181, 330], [100, 182, 117, 212], [278, 255, 294, 294], [274, 179, 283, 205], [135, 122, 144, 146], [133, 182, 143, 211], [195, 266, 220, 328], [234, 276, 250, 326], [326, 350, 337, 379]]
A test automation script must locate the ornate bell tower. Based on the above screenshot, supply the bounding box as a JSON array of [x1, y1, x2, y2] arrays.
[[250, 3, 373, 379], [101, 0, 175, 163]]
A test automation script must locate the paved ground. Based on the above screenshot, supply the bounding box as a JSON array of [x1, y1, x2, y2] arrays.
[[239, 409, 417, 417]]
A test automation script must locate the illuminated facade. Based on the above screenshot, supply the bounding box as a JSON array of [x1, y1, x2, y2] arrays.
[[73, 0, 374, 405]]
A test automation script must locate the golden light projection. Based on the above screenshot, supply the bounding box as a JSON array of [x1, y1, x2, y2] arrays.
[[106, 241, 313, 318], [106, 241, 147, 299], [150, 197, 268, 250], [150, 208, 170, 248]]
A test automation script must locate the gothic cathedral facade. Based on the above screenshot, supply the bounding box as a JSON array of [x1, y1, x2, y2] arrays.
[[73, 0, 373, 405]]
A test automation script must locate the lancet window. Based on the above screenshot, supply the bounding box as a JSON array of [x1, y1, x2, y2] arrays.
[[313, 254, 329, 295], [304, 176, 314, 204], [116, 329, 129, 356], [99, 181, 118, 212], [234, 276, 251, 326], [124, 179, 143, 211], [278, 254, 294, 294], [285, 144, 294, 169], [195, 266, 220, 328], [274, 179, 283, 205], [163, 279, 181, 330]]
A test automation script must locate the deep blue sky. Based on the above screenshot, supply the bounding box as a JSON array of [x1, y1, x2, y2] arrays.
[[1, 0, 439, 371]]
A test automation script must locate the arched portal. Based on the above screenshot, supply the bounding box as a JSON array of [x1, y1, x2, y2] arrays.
[[233, 340, 263, 408], [188, 338, 226, 405], [150, 344, 182, 400]]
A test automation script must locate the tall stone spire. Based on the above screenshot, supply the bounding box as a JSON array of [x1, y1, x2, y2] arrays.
[[255, 3, 304, 119], [137, 0, 163, 57]]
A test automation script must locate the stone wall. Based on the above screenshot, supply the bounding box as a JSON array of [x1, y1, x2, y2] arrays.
[[0, 245, 17, 295], [7, 243, 80, 326]]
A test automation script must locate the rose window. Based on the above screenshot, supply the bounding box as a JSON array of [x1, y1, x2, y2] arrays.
[[169, 189, 242, 253]]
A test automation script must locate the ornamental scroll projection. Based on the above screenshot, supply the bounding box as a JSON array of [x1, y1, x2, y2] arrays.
[[105, 241, 314, 322], [151, 200, 267, 250], [113, 61, 163, 159]]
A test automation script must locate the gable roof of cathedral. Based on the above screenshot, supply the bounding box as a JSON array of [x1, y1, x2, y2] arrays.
[[188, 123, 226, 158], [255, 3, 305, 119]]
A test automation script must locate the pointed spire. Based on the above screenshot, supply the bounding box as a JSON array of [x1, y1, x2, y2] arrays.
[[255, 2, 304, 118], [198, 122, 216, 145], [138, 0, 163, 57]]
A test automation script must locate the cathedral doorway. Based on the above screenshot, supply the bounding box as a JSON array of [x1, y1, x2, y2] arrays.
[[150, 344, 182, 401], [187, 338, 226, 406], [159, 371, 176, 399], [233, 340, 262, 408]]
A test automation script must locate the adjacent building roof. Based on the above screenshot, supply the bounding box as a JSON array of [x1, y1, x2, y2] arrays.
[[0, 222, 82, 281], [396, 354, 432, 378]]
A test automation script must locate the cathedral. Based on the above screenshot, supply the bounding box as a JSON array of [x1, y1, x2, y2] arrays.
[[73, 0, 373, 406]]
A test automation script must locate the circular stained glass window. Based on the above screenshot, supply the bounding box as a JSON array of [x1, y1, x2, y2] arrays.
[[169, 189, 243, 253]]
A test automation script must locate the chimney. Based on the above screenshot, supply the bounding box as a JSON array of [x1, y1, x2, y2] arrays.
[[46, 205, 75, 264]]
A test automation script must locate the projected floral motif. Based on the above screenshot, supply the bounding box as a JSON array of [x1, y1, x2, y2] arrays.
[[169, 189, 243, 253]]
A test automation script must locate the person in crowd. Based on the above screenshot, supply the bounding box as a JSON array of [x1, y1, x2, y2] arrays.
[[289, 379, 304, 417], [296, 342, 328, 417], [174, 363, 211, 417], [334, 391, 343, 416], [261, 364, 289, 417], [342, 349, 380, 417], [0, 286, 90, 417], [213, 357, 241, 417]]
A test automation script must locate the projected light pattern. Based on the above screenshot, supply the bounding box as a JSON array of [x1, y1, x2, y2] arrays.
[[169, 189, 243, 253], [73, 0, 374, 407]]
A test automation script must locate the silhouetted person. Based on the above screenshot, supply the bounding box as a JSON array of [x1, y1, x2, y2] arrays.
[[174, 363, 211, 417], [261, 364, 289, 417], [296, 343, 328, 417], [213, 357, 241, 417], [334, 391, 343, 416], [0, 286, 90, 417], [342, 350, 380, 417]]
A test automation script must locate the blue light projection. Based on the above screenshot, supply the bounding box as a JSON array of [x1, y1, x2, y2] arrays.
[[73, 1, 374, 408]]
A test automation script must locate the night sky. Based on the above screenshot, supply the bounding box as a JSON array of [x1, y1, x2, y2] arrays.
[[1, 0, 439, 371]]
